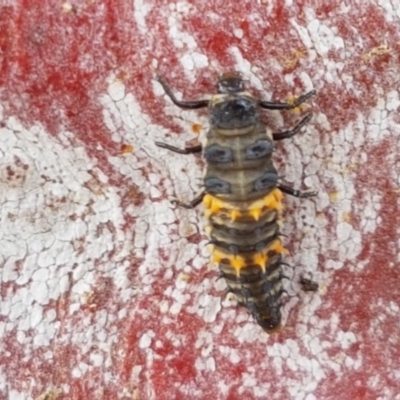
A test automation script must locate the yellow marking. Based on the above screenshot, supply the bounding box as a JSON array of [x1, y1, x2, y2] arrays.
[[249, 208, 262, 221], [248, 189, 283, 213], [203, 194, 232, 212], [264, 189, 284, 211], [203, 194, 212, 208], [211, 200, 222, 213], [212, 250, 223, 264], [251, 240, 286, 271], [204, 209, 213, 219], [270, 240, 287, 255], [231, 256, 246, 277], [211, 249, 246, 277], [204, 189, 283, 222], [211, 238, 286, 279], [230, 209, 241, 221], [253, 252, 267, 272], [248, 197, 266, 210], [274, 189, 284, 202]]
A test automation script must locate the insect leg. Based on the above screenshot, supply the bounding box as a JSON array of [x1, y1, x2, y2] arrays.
[[259, 89, 316, 110], [277, 183, 317, 198], [171, 191, 205, 209], [157, 75, 209, 109], [272, 113, 312, 141], [155, 141, 202, 154]]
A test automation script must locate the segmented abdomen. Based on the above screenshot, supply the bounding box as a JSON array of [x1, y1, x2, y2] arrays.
[[203, 122, 285, 333]]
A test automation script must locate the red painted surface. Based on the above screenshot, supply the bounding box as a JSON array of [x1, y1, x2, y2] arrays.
[[1, 1, 400, 399]]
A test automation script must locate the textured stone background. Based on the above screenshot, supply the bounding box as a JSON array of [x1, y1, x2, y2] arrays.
[[1, 1, 400, 399]]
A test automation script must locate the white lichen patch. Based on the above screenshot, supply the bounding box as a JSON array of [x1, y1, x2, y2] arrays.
[[0, 110, 140, 395], [165, 2, 209, 80]]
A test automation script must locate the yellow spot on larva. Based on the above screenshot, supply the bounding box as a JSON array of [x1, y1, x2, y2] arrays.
[[231, 256, 246, 276], [203, 194, 231, 214], [212, 251, 223, 264], [249, 208, 262, 221], [230, 209, 241, 221], [247, 189, 283, 216], [270, 240, 287, 255], [203, 194, 212, 207], [266, 189, 284, 211], [253, 252, 267, 272], [273, 189, 284, 202], [211, 249, 246, 276], [251, 239, 286, 271], [204, 189, 283, 222], [211, 201, 222, 213]]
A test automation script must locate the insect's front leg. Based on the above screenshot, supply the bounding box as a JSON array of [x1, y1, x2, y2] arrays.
[[155, 141, 202, 155], [259, 90, 316, 110], [157, 75, 209, 109]]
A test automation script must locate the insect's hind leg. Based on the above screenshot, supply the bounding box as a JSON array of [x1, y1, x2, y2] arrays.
[[272, 113, 313, 141], [277, 183, 317, 198], [155, 141, 202, 154], [157, 75, 209, 109]]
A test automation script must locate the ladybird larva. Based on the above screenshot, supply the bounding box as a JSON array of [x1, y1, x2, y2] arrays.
[[155, 72, 316, 333]]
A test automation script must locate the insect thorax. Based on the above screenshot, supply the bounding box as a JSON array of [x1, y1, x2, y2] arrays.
[[209, 93, 259, 131]]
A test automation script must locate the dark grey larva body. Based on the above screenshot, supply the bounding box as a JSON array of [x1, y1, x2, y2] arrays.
[[155, 72, 316, 332], [202, 90, 286, 332]]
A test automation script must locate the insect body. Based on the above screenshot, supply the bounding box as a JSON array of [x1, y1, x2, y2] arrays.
[[156, 72, 316, 333], [299, 275, 319, 292]]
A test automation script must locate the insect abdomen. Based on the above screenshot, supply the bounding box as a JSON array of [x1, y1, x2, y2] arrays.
[[203, 115, 286, 333]]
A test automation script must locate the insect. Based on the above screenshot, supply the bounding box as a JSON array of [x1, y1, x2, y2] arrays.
[[155, 72, 316, 333], [299, 275, 319, 292]]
